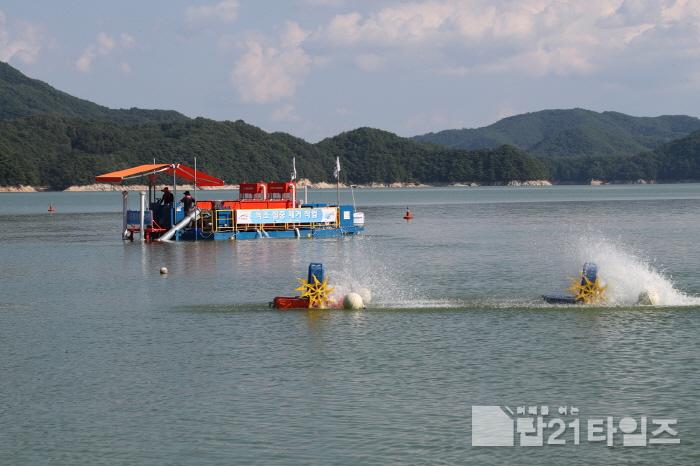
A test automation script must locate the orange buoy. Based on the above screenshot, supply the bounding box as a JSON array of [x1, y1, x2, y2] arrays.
[[48, 204, 56, 213], [403, 208, 413, 220]]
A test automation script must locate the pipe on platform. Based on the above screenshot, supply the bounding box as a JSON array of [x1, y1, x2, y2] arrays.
[[122, 191, 129, 239], [157, 208, 200, 242], [139, 191, 146, 241]]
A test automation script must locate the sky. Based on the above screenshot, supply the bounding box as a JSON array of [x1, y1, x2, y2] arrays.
[[1, 0, 700, 141]]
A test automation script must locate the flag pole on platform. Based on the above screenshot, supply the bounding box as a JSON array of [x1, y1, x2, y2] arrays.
[[333, 156, 341, 206]]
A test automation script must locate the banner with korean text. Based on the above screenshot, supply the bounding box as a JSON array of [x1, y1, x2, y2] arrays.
[[236, 207, 337, 225]]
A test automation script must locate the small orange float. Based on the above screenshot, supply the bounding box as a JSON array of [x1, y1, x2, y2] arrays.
[[403, 208, 413, 220]]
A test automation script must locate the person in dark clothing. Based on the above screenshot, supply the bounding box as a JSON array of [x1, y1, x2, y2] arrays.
[[181, 191, 196, 216], [156, 187, 175, 227], [160, 187, 174, 205]]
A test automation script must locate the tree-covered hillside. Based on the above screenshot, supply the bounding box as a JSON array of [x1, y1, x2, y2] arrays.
[[0, 61, 550, 189], [317, 127, 548, 184], [0, 117, 549, 189], [5, 60, 700, 188], [414, 109, 700, 158], [542, 129, 700, 183], [654, 130, 700, 180], [0, 61, 187, 124]]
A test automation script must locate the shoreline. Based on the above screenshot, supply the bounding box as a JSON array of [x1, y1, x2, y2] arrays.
[[1, 180, 547, 192], [2, 178, 685, 193]]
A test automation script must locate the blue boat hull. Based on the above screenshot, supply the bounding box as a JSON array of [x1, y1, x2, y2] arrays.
[[176, 225, 364, 241], [542, 293, 579, 304]]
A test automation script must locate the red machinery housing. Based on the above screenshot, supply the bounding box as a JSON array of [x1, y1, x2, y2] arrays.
[[203, 181, 297, 210], [272, 297, 311, 309]]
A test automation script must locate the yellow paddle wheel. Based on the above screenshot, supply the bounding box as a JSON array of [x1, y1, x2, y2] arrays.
[[568, 273, 607, 304], [295, 274, 335, 309]]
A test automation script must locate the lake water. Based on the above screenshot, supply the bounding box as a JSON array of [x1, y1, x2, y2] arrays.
[[1, 185, 699, 465]]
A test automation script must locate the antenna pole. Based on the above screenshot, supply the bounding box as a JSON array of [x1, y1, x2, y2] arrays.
[[194, 157, 197, 242], [172, 164, 177, 236]]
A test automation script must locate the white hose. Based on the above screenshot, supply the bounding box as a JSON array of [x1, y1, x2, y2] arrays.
[[157, 208, 200, 241]]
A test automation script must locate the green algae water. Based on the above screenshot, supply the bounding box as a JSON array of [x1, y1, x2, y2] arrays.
[[1, 185, 700, 464]]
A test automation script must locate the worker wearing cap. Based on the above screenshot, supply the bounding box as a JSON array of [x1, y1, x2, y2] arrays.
[[181, 191, 196, 216], [160, 187, 174, 205]]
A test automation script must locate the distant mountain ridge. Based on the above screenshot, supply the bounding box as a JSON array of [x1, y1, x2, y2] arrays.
[[4, 61, 700, 188], [0, 115, 549, 189], [413, 109, 700, 159], [0, 61, 188, 124], [0, 61, 553, 189]]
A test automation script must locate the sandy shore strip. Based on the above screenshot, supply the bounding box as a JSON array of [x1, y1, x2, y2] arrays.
[[1, 179, 556, 192], [62, 183, 240, 192], [0, 185, 49, 192]]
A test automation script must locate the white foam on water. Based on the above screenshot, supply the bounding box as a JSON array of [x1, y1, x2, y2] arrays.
[[569, 236, 699, 306], [328, 264, 460, 309]]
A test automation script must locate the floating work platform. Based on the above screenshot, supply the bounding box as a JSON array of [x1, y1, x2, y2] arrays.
[[95, 164, 365, 241]]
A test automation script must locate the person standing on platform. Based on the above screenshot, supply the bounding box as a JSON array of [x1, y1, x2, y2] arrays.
[[160, 187, 174, 205], [181, 191, 196, 216]]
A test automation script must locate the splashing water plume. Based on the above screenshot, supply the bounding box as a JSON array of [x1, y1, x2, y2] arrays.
[[572, 237, 699, 306], [328, 263, 458, 309]]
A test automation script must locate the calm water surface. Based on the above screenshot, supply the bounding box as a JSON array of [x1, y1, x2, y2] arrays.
[[1, 185, 700, 465]]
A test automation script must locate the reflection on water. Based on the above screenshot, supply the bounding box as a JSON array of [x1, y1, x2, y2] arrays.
[[1, 186, 700, 465]]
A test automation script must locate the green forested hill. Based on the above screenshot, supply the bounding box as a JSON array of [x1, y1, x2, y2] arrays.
[[0, 116, 324, 188], [0, 61, 187, 124], [654, 130, 700, 180], [5, 60, 700, 188], [0, 117, 548, 189], [542, 129, 700, 183], [413, 109, 700, 158], [0, 62, 550, 188], [317, 127, 547, 184]]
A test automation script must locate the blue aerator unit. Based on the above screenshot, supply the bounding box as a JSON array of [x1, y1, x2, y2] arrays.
[[581, 262, 597, 284], [542, 262, 599, 304], [308, 263, 324, 283]]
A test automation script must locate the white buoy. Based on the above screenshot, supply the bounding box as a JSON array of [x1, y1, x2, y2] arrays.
[[356, 288, 372, 304], [160, 267, 168, 275], [343, 293, 365, 310], [637, 289, 659, 306]]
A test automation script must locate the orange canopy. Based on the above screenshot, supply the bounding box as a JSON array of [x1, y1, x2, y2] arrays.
[[95, 163, 224, 187]]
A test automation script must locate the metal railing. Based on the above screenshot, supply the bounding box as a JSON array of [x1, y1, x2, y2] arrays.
[[203, 208, 339, 233]]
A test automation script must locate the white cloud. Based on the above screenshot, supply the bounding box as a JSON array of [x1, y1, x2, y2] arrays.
[[75, 49, 95, 72], [75, 32, 135, 73], [280, 20, 309, 48], [0, 10, 42, 64], [185, 0, 239, 24], [326, 3, 455, 46], [271, 104, 302, 122], [96, 32, 116, 54], [319, 0, 700, 78], [231, 21, 312, 103], [441, 45, 595, 77]]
